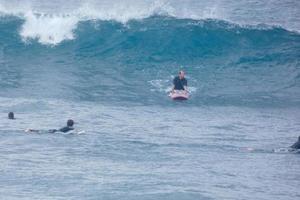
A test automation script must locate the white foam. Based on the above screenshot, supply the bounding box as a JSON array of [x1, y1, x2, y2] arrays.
[[0, 0, 299, 45], [76, 0, 173, 23], [0, 0, 175, 45], [20, 12, 78, 45]]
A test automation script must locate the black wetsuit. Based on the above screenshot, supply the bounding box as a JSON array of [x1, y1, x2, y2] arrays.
[[291, 140, 300, 149], [48, 126, 74, 133], [173, 76, 187, 90]]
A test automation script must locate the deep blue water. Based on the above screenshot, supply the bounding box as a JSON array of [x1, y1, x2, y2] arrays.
[[1, 16, 299, 107], [0, 1, 300, 199]]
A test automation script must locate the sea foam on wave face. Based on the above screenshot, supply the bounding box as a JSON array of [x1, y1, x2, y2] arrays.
[[0, 0, 299, 45], [0, 1, 79, 45], [20, 12, 78, 45], [0, 0, 174, 45]]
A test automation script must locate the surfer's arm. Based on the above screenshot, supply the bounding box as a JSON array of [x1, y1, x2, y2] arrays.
[[171, 85, 175, 93], [183, 79, 188, 92], [171, 78, 176, 92], [48, 129, 58, 133], [25, 129, 40, 133]]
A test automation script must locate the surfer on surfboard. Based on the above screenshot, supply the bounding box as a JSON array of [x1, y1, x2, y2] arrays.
[[169, 70, 189, 100], [25, 119, 75, 133], [172, 70, 188, 92]]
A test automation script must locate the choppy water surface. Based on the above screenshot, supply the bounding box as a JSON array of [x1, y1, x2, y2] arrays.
[[1, 98, 300, 200]]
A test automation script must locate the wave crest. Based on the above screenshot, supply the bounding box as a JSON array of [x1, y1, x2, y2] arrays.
[[20, 13, 77, 44], [0, 0, 175, 45], [1, 0, 299, 45]]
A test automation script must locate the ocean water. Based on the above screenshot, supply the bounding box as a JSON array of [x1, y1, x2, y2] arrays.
[[0, 0, 300, 199]]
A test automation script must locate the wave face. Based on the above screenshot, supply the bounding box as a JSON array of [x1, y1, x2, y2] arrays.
[[0, 4, 300, 107], [0, 0, 300, 45]]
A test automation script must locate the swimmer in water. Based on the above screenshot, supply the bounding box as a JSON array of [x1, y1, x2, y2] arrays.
[[8, 112, 15, 120], [26, 119, 75, 133]]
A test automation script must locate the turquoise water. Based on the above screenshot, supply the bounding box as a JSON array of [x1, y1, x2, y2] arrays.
[[0, 1, 300, 199]]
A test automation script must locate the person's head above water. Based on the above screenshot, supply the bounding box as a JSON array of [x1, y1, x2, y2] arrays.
[[179, 70, 185, 79], [67, 119, 74, 127], [8, 112, 15, 120]]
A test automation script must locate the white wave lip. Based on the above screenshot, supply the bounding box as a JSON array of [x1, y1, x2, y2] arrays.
[[0, 0, 175, 45], [20, 13, 78, 45], [0, 0, 174, 45], [0, 0, 299, 45]]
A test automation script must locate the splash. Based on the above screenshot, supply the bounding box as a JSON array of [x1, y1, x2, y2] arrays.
[[20, 13, 78, 44]]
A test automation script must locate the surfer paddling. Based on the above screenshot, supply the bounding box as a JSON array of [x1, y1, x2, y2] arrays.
[[172, 70, 188, 93], [26, 119, 75, 133], [169, 70, 189, 100]]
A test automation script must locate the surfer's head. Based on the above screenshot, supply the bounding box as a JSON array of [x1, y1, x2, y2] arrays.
[[8, 112, 15, 120], [179, 70, 185, 79], [67, 119, 74, 127]]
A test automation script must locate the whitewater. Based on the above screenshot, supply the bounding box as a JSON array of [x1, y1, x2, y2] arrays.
[[0, 0, 300, 200]]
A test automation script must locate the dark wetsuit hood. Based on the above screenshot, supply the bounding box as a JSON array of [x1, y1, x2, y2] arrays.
[[8, 112, 15, 119], [67, 119, 74, 127]]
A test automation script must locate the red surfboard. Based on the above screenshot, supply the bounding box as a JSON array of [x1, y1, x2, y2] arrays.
[[169, 90, 189, 100]]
